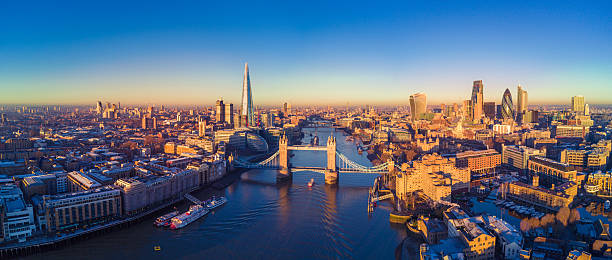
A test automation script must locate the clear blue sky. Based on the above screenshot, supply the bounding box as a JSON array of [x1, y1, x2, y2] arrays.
[[1, 0, 611, 106]]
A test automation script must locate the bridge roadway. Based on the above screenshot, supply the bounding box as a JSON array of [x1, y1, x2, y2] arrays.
[[286, 145, 327, 151]]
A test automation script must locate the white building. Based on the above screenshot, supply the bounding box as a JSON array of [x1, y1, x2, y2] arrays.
[[485, 216, 523, 259], [0, 184, 36, 242]]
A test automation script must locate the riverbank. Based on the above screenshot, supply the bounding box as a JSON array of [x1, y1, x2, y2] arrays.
[[0, 168, 245, 259]]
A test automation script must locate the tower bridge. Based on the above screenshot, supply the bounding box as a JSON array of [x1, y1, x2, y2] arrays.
[[233, 134, 397, 184]]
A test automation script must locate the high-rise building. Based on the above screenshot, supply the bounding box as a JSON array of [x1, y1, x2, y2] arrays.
[[225, 103, 234, 126], [241, 63, 255, 126], [584, 104, 590, 116], [571, 95, 585, 115], [501, 88, 515, 120], [283, 102, 288, 116], [198, 121, 206, 137], [483, 102, 496, 119], [471, 80, 484, 121], [516, 85, 528, 124], [142, 116, 157, 130], [216, 99, 225, 123], [463, 100, 472, 119], [96, 101, 103, 114], [409, 92, 427, 121]]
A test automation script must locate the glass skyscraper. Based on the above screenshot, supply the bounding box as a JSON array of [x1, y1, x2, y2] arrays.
[[241, 63, 255, 126], [501, 88, 515, 120]]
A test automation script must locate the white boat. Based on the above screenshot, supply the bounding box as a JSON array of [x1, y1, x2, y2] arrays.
[[206, 196, 228, 210], [154, 210, 179, 227], [605, 200, 610, 210], [170, 205, 209, 229]]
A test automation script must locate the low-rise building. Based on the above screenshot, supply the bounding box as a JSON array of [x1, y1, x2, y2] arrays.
[[528, 156, 581, 184], [0, 184, 36, 242], [502, 180, 576, 211], [418, 216, 448, 244], [561, 148, 608, 170], [42, 186, 121, 232], [455, 149, 501, 176], [502, 145, 544, 170], [484, 215, 523, 259]]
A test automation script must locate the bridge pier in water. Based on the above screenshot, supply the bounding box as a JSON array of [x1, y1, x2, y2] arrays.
[[277, 134, 292, 182], [325, 136, 338, 184], [277, 168, 292, 182]]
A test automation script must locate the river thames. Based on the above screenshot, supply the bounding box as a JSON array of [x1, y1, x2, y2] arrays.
[[25, 128, 408, 260]]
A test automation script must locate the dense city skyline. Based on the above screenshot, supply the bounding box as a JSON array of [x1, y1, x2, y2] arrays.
[[1, 1, 611, 105]]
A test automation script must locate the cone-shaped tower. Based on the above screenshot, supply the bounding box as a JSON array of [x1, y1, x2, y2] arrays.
[[241, 63, 255, 126]]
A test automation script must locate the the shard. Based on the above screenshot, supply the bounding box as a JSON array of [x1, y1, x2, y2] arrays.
[[241, 62, 254, 126]]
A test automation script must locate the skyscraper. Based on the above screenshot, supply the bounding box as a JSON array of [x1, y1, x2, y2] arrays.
[[516, 84, 528, 123], [471, 80, 484, 121], [501, 88, 515, 120], [409, 93, 427, 121], [225, 103, 234, 126], [216, 99, 225, 123], [571, 95, 585, 115], [483, 102, 496, 119], [241, 63, 255, 126]]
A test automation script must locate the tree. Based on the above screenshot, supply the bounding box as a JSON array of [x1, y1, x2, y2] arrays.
[[520, 218, 531, 232], [569, 209, 581, 223], [556, 207, 571, 226], [541, 214, 556, 227], [528, 217, 541, 229]]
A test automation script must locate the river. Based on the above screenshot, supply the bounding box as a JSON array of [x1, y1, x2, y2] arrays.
[[24, 127, 408, 260]]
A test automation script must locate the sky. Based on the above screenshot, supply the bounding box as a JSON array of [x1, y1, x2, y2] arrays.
[[0, 0, 611, 106]]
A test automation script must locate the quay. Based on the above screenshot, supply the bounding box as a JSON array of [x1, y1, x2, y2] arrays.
[[0, 169, 241, 258]]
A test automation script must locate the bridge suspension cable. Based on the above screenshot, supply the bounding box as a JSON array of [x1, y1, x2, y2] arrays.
[[233, 151, 280, 169], [335, 151, 389, 173]]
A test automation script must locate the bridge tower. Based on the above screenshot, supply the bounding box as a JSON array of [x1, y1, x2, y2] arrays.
[[325, 135, 338, 184], [278, 134, 291, 181]]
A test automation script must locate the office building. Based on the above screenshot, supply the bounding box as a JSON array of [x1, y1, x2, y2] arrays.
[[225, 103, 233, 126], [455, 149, 501, 175], [409, 92, 427, 121], [560, 148, 608, 170], [141, 116, 157, 130], [554, 125, 589, 138], [502, 145, 544, 170], [216, 99, 225, 123], [501, 88, 515, 120], [483, 102, 496, 119], [471, 80, 484, 121], [528, 156, 581, 184], [571, 96, 585, 115], [516, 85, 528, 123], [241, 63, 255, 126], [42, 186, 122, 232]]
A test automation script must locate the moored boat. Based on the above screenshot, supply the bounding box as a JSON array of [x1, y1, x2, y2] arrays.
[[169, 205, 209, 229], [206, 196, 228, 210], [155, 210, 179, 227]]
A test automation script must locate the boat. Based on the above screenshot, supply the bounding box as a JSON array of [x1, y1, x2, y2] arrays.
[[605, 200, 610, 211], [169, 205, 209, 229], [154, 210, 180, 227], [206, 196, 228, 210], [308, 178, 315, 187]]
